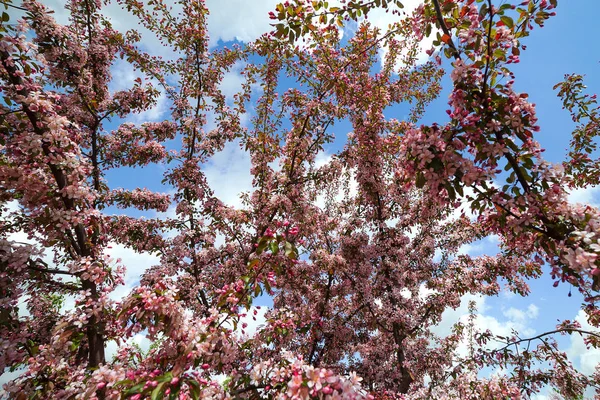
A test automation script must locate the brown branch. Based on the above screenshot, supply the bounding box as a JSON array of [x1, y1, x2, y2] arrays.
[[1, 44, 105, 369], [431, 0, 460, 60], [480, 0, 494, 101], [27, 259, 77, 276], [493, 328, 600, 353], [230, 383, 266, 396], [308, 270, 334, 365], [0, 1, 28, 11]]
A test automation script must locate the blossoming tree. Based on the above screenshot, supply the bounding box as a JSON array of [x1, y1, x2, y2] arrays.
[[0, 0, 599, 399]]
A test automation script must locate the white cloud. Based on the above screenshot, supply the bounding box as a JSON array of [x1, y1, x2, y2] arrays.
[[131, 90, 169, 123], [105, 333, 152, 361], [40, 0, 434, 68], [527, 303, 540, 318], [314, 156, 359, 211], [432, 293, 484, 338], [32, 0, 70, 24], [2, 200, 20, 214], [109, 59, 145, 93], [432, 294, 540, 359], [103, 1, 183, 59], [109, 60, 170, 123], [205, 0, 280, 48], [502, 307, 526, 323], [219, 61, 247, 104], [220, 306, 268, 341], [457, 242, 481, 256], [106, 243, 161, 301], [531, 395, 551, 400], [450, 185, 484, 222], [0, 367, 26, 391], [314, 151, 332, 169], [568, 185, 600, 208], [107, 0, 279, 55], [365, 1, 435, 67], [37, 0, 278, 58], [239, 306, 268, 338], [567, 310, 600, 375], [203, 140, 253, 209], [502, 304, 538, 331]]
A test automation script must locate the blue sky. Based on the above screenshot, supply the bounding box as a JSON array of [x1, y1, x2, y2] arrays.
[[3, 0, 600, 396], [418, 2, 600, 394], [418, 1, 600, 391]]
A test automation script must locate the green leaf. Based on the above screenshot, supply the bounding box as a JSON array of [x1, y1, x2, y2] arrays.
[[284, 241, 298, 259], [256, 237, 270, 255], [115, 379, 133, 387], [473, 34, 481, 52], [124, 382, 146, 396], [188, 379, 201, 400], [151, 382, 167, 400], [445, 182, 456, 202], [425, 24, 432, 37], [500, 16, 514, 28], [157, 372, 173, 383], [248, 258, 260, 269], [269, 240, 279, 255], [415, 172, 426, 188], [454, 180, 464, 197]]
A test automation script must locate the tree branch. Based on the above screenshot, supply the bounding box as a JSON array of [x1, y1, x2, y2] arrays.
[[431, 0, 460, 60]]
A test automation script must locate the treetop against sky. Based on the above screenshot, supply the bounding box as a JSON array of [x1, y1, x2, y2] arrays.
[[1, 0, 600, 399]]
